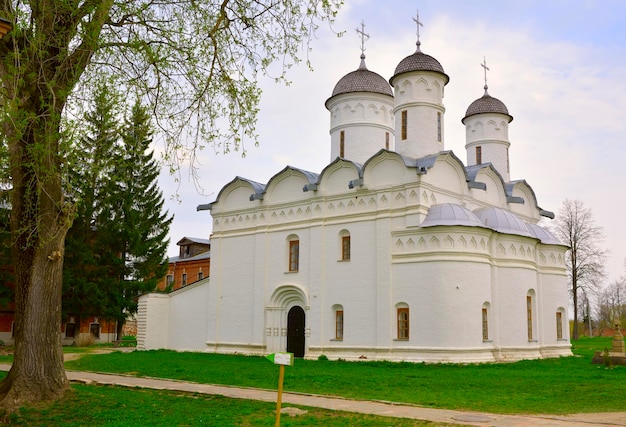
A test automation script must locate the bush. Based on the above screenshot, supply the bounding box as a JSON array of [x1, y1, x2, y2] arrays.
[[74, 333, 96, 347], [317, 354, 328, 361]]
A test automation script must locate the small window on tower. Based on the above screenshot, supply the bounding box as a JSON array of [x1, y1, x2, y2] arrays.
[[340, 131, 345, 157], [437, 112, 442, 142], [476, 146, 482, 164], [385, 132, 390, 150], [401, 110, 408, 140]]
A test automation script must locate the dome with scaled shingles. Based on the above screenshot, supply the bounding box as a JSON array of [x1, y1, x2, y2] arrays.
[[463, 86, 513, 123], [327, 55, 393, 102], [389, 42, 449, 86]]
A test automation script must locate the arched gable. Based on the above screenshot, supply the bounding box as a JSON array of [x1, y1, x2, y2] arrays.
[[210, 176, 265, 214], [418, 151, 468, 196], [361, 150, 417, 189], [506, 180, 546, 222], [466, 164, 508, 207], [264, 166, 319, 204], [318, 158, 362, 195]]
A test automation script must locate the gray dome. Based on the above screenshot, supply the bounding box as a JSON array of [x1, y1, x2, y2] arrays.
[[420, 203, 485, 228], [390, 49, 449, 85], [330, 68, 393, 98], [327, 56, 393, 104], [463, 89, 513, 123], [474, 207, 532, 238]]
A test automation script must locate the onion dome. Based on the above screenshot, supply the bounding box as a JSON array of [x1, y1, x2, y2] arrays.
[[327, 54, 392, 102], [463, 86, 513, 123], [389, 41, 449, 86]]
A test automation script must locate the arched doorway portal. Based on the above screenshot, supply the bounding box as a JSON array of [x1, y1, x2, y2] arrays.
[[287, 306, 305, 357]]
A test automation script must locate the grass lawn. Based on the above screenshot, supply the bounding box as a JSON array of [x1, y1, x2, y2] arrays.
[[59, 336, 626, 415], [3, 383, 456, 427], [0, 337, 623, 425]]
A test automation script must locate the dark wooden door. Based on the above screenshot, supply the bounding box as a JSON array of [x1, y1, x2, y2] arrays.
[[287, 306, 305, 357]]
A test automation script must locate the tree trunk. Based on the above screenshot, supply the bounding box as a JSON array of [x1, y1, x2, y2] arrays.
[[0, 107, 72, 410]]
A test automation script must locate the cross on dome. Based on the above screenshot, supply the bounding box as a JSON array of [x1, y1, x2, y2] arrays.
[[413, 10, 423, 52], [481, 56, 490, 95], [356, 19, 370, 69], [356, 20, 369, 56]]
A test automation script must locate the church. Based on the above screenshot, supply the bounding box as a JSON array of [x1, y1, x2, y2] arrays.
[[137, 18, 572, 363]]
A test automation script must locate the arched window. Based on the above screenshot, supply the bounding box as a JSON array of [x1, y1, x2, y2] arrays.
[[527, 290, 536, 341], [339, 230, 350, 261], [482, 302, 490, 341], [401, 110, 408, 140], [340, 130, 345, 157], [333, 304, 344, 340], [287, 235, 299, 272], [396, 303, 409, 340], [556, 308, 565, 340], [437, 112, 442, 142]]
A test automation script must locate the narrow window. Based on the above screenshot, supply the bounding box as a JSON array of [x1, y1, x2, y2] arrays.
[[437, 112, 442, 142], [556, 311, 563, 340], [476, 146, 482, 164], [341, 235, 351, 261], [198, 271, 204, 280], [385, 132, 390, 149], [166, 274, 174, 285], [90, 323, 100, 338], [182, 273, 187, 286], [397, 307, 409, 340], [65, 322, 76, 338], [289, 240, 299, 272], [401, 110, 407, 140], [482, 308, 489, 341], [527, 296, 533, 341], [340, 130, 345, 157], [335, 310, 344, 340]]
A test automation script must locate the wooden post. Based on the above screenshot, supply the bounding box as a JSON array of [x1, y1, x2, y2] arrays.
[[275, 364, 285, 427]]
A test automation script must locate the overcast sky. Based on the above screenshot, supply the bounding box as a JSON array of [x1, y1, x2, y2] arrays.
[[158, 0, 626, 285]]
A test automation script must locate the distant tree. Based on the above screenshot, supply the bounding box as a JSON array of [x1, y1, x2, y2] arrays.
[[553, 199, 607, 339], [597, 278, 626, 330], [100, 99, 173, 340], [0, 0, 339, 408]]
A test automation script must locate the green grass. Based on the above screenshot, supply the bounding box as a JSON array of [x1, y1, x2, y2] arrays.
[[62, 337, 626, 415], [4, 383, 456, 426]]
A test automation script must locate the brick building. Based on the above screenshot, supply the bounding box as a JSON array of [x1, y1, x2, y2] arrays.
[[157, 237, 210, 291]]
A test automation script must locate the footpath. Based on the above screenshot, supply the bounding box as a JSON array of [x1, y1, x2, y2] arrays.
[[0, 363, 624, 427]]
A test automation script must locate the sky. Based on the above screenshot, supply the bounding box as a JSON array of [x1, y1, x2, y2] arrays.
[[158, 0, 626, 285]]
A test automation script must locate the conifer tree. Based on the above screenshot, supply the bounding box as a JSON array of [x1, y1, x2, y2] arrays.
[[63, 85, 123, 325], [64, 92, 172, 341], [101, 99, 173, 339]]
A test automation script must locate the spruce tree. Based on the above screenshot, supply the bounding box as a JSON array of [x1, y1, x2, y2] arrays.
[[63, 85, 123, 328], [102, 99, 173, 339]]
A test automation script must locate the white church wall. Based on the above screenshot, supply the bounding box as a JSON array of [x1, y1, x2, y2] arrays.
[[137, 293, 169, 350], [166, 280, 210, 351]]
